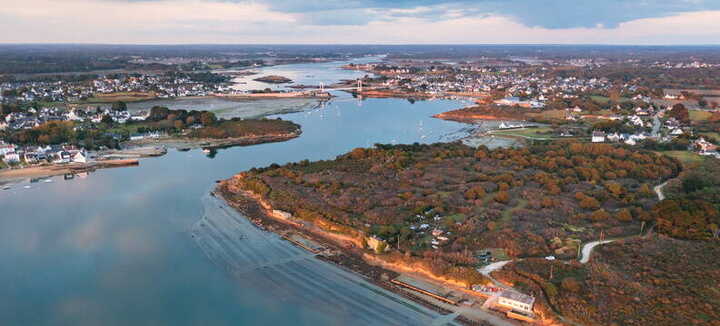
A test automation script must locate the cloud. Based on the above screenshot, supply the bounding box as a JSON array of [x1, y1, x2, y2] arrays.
[[247, 0, 720, 28], [0, 0, 719, 44]]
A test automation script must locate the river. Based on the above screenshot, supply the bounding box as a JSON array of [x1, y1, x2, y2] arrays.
[[0, 58, 482, 325]]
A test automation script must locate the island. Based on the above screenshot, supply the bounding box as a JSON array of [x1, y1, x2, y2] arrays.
[[253, 75, 293, 84], [123, 107, 302, 149]]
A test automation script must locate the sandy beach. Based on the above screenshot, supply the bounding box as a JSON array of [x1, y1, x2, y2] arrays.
[[0, 160, 139, 184]]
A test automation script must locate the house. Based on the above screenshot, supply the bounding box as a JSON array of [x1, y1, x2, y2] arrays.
[[497, 290, 535, 315], [592, 131, 606, 143], [606, 132, 625, 142], [53, 151, 72, 164], [72, 151, 88, 163], [694, 138, 717, 152], [23, 153, 39, 164], [670, 128, 684, 136], [0, 143, 16, 156], [629, 115, 645, 127], [2, 152, 21, 164]]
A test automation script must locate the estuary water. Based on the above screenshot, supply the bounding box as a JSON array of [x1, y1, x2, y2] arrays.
[[0, 59, 474, 326]]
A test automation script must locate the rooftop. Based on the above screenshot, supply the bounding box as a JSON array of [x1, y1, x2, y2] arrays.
[[500, 290, 535, 305]]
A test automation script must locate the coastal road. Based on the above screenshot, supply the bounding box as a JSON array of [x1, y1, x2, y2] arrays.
[[192, 194, 460, 326]]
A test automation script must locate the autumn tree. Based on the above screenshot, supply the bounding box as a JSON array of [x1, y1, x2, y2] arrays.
[[494, 191, 510, 204], [615, 208, 632, 222], [200, 112, 217, 126], [590, 209, 611, 221]]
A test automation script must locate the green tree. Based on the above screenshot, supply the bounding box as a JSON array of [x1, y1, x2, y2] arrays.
[[112, 101, 127, 111]]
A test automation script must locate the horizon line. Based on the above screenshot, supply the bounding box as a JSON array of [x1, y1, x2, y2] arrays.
[[1, 42, 720, 47]]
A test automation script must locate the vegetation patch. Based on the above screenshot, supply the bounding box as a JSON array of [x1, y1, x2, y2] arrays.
[[497, 237, 720, 326], [227, 142, 680, 271]]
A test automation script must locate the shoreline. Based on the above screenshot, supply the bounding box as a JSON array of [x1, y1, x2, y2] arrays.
[[0, 159, 139, 184], [123, 131, 301, 150], [73, 92, 333, 106], [0, 132, 300, 184], [216, 178, 518, 326]]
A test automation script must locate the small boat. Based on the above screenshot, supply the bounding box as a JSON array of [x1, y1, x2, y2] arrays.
[[23, 185, 31, 189], [2, 186, 10, 190], [44, 179, 53, 183], [202, 149, 211, 154]]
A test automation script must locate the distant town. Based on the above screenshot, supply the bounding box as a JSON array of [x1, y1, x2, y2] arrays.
[[1, 44, 719, 326]]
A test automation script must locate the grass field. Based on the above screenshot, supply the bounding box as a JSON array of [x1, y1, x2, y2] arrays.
[[527, 109, 566, 121], [656, 150, 705, 166], [700, 132, 720, 141], [591, 95, 631, 104], [83, 92, 157, 103], [493, 127, 556, 139], [689, 109, 714, 122], [106, 122, 154, 136]]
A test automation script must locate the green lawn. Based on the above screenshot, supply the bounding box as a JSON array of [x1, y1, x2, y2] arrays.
[[493, 127, 555, 139], [656, 151, 705, 166], [591, 95, 631, 104], [700, 132, 720, 141]]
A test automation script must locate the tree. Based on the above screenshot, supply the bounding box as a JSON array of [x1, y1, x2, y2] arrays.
[[101, 114, 114, 124], [148, 106, 170, 121], [579, 195, 601, 210], [200, 112, 217, 126], [174, 120, 185, 130], [561, 277, 582, 292], [698, 98, 708, 108], [494, 191, 510, 204], [591, 209, 610, 221], [605, 182, 624, 198], [464, 186, 486, 200], [112, 101, 127, 111], [615, 208, 632, 222], [668, 103, 689, 123]]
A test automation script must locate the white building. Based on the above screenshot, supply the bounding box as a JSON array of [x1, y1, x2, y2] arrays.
[[0, 144, 15, 156], [592, 131, 606, 143], [73, 151, 87, 164], [497, 290, 535, 314], [2, 152, 20, 164]]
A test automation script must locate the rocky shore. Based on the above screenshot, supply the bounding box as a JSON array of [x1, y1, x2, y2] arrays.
[[216, 175, 513, 326]]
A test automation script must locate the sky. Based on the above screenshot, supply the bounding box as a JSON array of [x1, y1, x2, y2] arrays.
[[1, 0, 719, 44]]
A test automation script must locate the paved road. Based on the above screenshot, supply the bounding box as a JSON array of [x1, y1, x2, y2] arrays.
[[191, 194, 456, 326], [655, 181, 668, 201], [652, 114, 661, 138], [579, 240, 615, 264]]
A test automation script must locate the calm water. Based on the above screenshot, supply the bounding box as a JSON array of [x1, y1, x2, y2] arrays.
[[0, 60, 472, 326]]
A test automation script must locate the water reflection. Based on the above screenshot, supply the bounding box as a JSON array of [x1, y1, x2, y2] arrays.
[[0, 58, 481, 326]]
